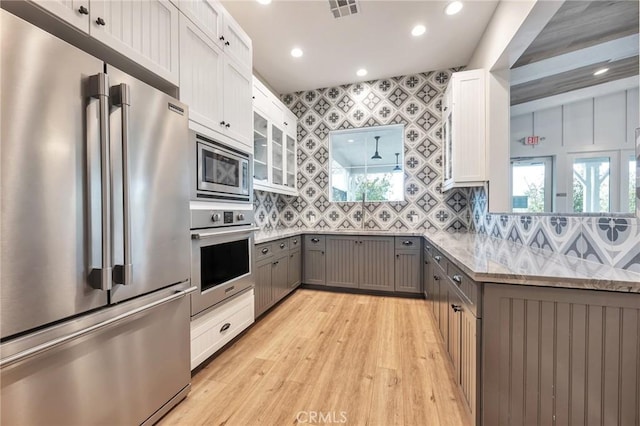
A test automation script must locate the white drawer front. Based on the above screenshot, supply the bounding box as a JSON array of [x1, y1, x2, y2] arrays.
[[190, 290, 254, 370]]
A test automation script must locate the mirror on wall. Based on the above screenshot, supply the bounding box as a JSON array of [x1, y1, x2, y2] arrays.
[[329, 124, 405, 202], [508, 0, 639, 215]]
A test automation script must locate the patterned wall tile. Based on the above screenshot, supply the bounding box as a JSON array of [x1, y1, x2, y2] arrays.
[[260, 69, 470, 233]]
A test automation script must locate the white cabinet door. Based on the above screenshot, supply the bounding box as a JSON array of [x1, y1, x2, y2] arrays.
[[32, 0, 90, 32], [223, 58, 253, 149], [179, 14, 223, 132], [222, 11, 252, 70], [90, 0, 179, 85], [178, 0, 224, 48]]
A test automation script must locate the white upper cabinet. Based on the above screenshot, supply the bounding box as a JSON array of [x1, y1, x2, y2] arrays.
[[223, 58, 253, 148], [32, 0, 90, 33], [179, 13, 223, 132], [221, 11, 252, 70], [29, 0, 180, 84], [90, 0, 180, 85], [177, 0, 253, 153], [252, 76, 298, 196], [176, 0, 223, 48], [442, 69, 486, 191]]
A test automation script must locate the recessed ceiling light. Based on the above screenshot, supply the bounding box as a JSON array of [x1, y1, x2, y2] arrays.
[[356, 68, 368, 77], [445, 1, 463, 15], [593, 68, 609, 76], [256, 0, 271, 4], [291, 48, 303, 58], [347, 139, 354, 143], [411, 25, 426, 37]]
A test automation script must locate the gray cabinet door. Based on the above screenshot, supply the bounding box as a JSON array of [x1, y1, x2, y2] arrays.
[[423, 249, 431, 301], [271, 252, 289, 302], [394, 250, 422, 293], [436, 272, 448, 343], [254, 260, 273, 317], [287, 250, 301, 289], [460, 307, 480, 426], [303, 236, 325, 285], [358, 237, 394, 291], [325, 236, 359, 289], [446, 280, 463, 382], [483, 284, 640, 426]]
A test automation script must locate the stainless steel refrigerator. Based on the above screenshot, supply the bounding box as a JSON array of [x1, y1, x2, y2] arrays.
[[1, 10, 194, 425]]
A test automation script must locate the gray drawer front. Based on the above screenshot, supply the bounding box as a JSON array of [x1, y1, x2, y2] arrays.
[[395, 236, 421, 250], [255, 242, 273, 262], [304, 235, 325, 249], [288, 236, 301, 252], [431, 247, 447, 272], [448, 262, 480, 317], [274, 238, 289, 253]]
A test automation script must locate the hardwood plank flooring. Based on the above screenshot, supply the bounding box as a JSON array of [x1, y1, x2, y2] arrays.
[[159, 289, 472, 426]]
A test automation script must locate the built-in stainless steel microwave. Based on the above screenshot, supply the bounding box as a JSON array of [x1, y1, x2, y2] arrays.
[[191, 131, 251, 202]]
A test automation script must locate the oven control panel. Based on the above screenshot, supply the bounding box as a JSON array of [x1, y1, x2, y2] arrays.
[[191, 208, 255, 229]]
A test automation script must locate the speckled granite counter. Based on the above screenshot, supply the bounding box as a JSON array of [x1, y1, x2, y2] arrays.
[[254, 228, 640, 293]]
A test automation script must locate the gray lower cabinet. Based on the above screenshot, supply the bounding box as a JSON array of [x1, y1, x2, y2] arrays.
[[427, 245, 481, 425], [287, 248, 301, 289], [254, 255, 273, 318], [423, 245, 432, 300], [483, 284, 640, 426], [255, 237, 301, 317], [394, 249, 422, 293], [325, 236, 359, 288], [324, 235, 394, 291], [358, 237, 394, 291], [303, 235, 326, 285]]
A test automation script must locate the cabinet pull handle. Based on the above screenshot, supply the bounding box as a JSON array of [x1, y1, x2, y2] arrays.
[[433, 275, 440, 281], [273, 260, 279, 265], [452, 274, 462, 284], [290, 254, 294, 258], [402, 240, 413, 246], [321, 251, 324, 255], [220, 120, 226, 126], [279, 243, 285, 249], [225, 123, 231, 128], [425, 245, 431, 250], [396, 254, 400, 258], [220, 323, 231, 332], [451, 304, 462, 313], [78, 5, 89, 15], [219, 35, 225, 41], [95, 17, 106, 26], [284, 122, 288, 126], [261, 248, 269, 254], [311, 238, 319, 243], [293, 239, 297, 244], [434, 255, 441, 262], [225, 41, 230, 46]]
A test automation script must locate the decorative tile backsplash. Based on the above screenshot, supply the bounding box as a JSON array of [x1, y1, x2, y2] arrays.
[[470, 187, 640, 272], [253, 70, 471, 233], [252, 70, 639, 272]]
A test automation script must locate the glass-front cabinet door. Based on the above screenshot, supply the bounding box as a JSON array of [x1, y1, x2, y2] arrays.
[[286, 134, 296, 187], [253, 111, 269, 182], [271, 125, 284, 185]]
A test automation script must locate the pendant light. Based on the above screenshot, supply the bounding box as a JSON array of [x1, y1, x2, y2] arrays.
[[371, 136, 382, 160], [393, 153, 401, 172]]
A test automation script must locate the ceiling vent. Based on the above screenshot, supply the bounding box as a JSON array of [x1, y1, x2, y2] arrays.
[[329, 0, 360, 18]]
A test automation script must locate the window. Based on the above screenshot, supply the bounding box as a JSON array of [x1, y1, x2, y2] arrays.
[[571, 155, 611, 213], [511, 157, 553, 213], [329, 125, 405, 202]]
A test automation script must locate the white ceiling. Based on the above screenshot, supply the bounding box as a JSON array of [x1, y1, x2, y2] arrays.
[[221, 0, 499, 94]]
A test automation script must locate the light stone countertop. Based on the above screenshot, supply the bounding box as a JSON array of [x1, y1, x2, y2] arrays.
[[254, 228, 640, 293]]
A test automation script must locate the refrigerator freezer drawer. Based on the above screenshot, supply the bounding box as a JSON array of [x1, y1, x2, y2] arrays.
[[0, 291, 191, 425]]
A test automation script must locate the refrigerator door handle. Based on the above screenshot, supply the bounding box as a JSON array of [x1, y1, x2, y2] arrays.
[[87, 73, 112, 291], [0, 286, 197, 368], [111, 83, 133, 286]]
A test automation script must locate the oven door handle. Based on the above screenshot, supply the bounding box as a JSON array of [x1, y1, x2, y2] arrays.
[[191, 226, 260, 240]]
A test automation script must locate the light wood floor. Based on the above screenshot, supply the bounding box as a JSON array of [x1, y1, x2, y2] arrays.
[[160, 289, 472, 426]]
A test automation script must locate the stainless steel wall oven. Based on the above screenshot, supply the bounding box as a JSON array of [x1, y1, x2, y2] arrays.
[[190, 209, 257, 317]]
